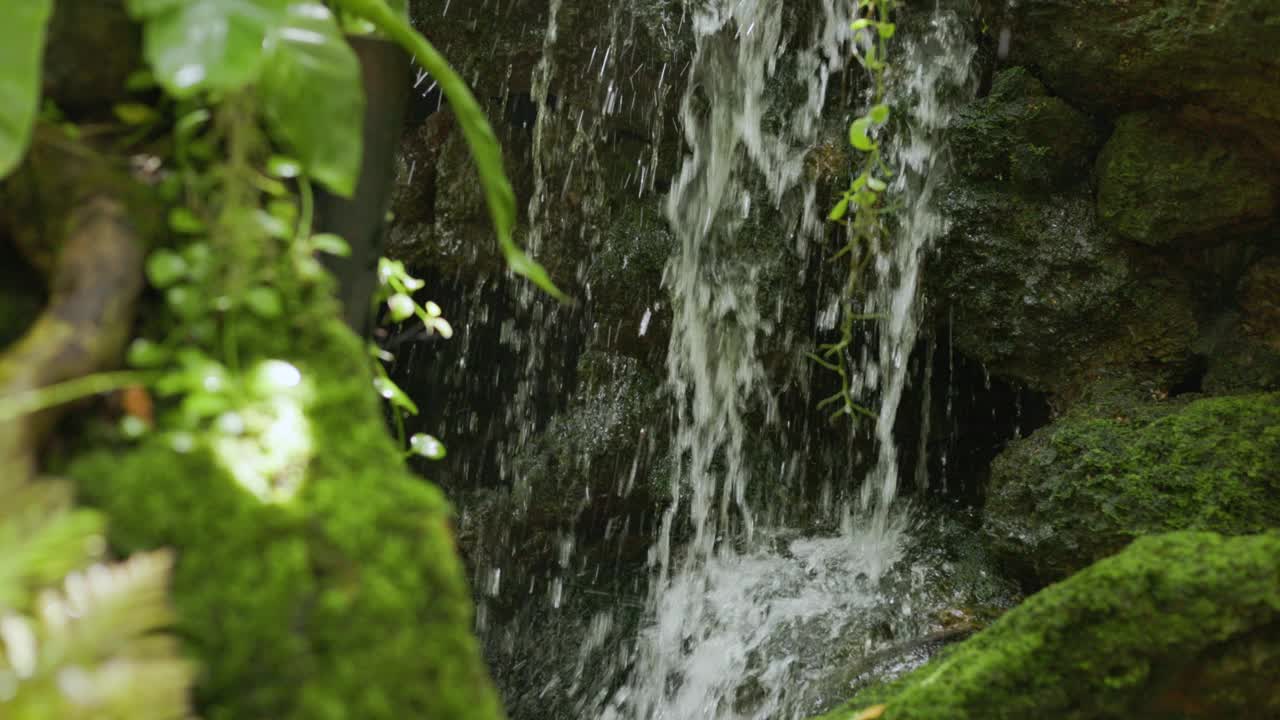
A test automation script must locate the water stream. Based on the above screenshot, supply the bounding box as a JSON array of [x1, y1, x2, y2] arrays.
[[599, 3, 978, 718], [397, 2, 985, 717]]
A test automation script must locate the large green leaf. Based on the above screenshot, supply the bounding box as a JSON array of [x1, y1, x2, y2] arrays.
[[260, 3, 364, 197], [332, 0, 568, 301], [0, 0, 53, 179], [127, 0, 290, 98]]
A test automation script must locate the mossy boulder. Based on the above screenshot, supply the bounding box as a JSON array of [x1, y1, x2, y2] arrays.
[[980, 0, 1280, 156], [816, 531, 1280, 720], [950, 67, 1100, 192], [66, 320, 503, 720], [983, 391, 1280, 587], [1097, 112, 1276, 246]]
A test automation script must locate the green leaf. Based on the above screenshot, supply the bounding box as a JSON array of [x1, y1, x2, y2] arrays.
[[878, 22, 896, 39], [373, 376, 419, 415], [332, 0, 568, 302], [114, 102, 160, 126], [850, 18, 873, 31], [128, 0, 290, 98], [146, 250, 189, 288], [310, 232, 351, 256], [260, 3, 365, 197], [127, 339, 172, 368], [829, 195, 851, 221], [408, 433, 447, 460], [867, 176, 887, 192], [849, 117, 875, 152], [244, 286, 284, 318], [0, 0, 53, 179], [868, 104, 890, 124], [168, 207, 206, 234]]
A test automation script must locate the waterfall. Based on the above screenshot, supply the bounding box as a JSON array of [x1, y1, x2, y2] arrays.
[[856, 2, 978, 560], [594, 3, 977, 719]]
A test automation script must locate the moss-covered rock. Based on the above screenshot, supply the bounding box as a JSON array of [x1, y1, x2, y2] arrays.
[[980, 0, 1280, 156], [66, 320, 503, 720], [815, 531, 1280, 720], [983, 391, 1280, 587], [1096, 112, 1276, 246], [950, 67, 1100, 192]]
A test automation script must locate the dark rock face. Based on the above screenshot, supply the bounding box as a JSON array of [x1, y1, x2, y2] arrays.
[[983, 391, 1280, 588], [819, 532, 1280, 720], [932, 68, 1200, 397], [981, 0, 1280, 156]]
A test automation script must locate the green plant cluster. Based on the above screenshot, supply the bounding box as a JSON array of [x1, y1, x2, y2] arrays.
[[812, 0, 897, 422], [65, 319, 503, 720]]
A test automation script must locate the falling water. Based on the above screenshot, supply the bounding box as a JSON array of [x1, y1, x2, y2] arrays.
[[856, 3, 978, 554], [594, 3, 977, 719]]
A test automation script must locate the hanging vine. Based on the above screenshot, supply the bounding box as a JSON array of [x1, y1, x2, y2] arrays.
[[811, 0, 897, 423]]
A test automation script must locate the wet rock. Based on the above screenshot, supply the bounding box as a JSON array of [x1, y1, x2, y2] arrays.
[[933, 185, 1197, 396], [816, 531, 1280, 720], [979, 0, 1280, 156], [42, 0, 142, 114], [1096, 112, 1276, 246], [983, 390, 1280, 588]]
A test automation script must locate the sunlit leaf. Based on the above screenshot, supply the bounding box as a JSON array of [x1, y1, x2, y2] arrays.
[[849, 117, 875, 151], [310, 233, 351, 256], [387, 293, 415, 322], [260, 2, 364, 197], [408, 433, 446, 460], [127, 0, 290, 98], [244, 286, 285, 318], [146, 250, 189, 289], [127, 339, 171, 369], [869, 104, 890, 124], [0, 0, 53, 179], [829, 195, 851, 221], [372, 376, 418, 415]]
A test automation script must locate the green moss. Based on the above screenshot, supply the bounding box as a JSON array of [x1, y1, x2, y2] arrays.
[[984, 392, 1280, 586], [1096, 112, 1275, 246], [816, 531, 1280, 720], [950, 67, 1100, 192], [65, 318, 503, 720]]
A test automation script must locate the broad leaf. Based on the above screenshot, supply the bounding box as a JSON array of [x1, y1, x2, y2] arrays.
[[0, 0, 53, 179], [333, 0, 568, 301], [260, 3, 364, 196], [128, 0, 290, 98]]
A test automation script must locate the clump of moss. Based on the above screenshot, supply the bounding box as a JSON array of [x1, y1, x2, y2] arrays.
[[1096, 111, 1275, 246], [983, 391, 1280, 587], [66, 318, 503, 720], [815, 531, 1280, 720], [949, 67, 1100, 193]]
